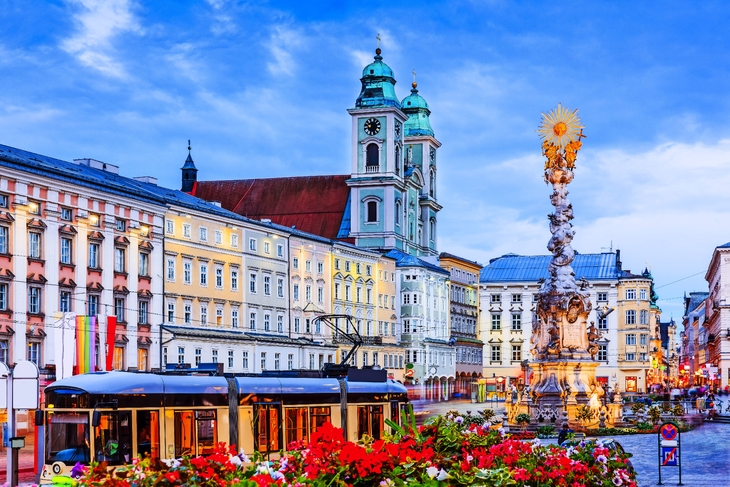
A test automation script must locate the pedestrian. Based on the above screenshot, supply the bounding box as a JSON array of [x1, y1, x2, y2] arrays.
[[557, 423, 572, 445]]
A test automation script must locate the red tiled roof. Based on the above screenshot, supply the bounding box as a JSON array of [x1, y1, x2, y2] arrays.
[[192, 175, 351, 239]]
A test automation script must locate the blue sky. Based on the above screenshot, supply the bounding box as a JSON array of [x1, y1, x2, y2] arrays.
[[3, 1, 730, 321]]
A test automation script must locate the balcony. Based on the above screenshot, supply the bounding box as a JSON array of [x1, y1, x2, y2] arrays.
[[365, 165, 379, 173]]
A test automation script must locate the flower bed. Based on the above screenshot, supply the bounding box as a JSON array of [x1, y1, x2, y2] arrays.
[[72, 414, 637, 487]]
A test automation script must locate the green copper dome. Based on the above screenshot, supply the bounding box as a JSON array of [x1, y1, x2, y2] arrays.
[[402, 83, 433, 137], [355, 49, 401, 109]]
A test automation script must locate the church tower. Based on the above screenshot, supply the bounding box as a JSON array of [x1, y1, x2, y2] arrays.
[[346, 42, 440, 256], [181, 140, 198, 193]]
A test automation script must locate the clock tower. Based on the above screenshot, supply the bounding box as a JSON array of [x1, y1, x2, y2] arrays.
[[346, 45, 440, 256]]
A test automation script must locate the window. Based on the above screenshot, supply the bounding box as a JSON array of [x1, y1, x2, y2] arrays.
[[232, 308, 239, 328], [28, 342, 40, 365], [305, 260, 311, 272], [264, 314, 270, 331], [511, 313, 521, 330], [231, 269, 238, 290], [356, 263, 361, 274], [200, 305, 208, 326], [277, 315, 283, 333], [274, 353, 280, 370], [260, 352, 266, 370], [28, 287, 41, 314], [249, 238, 257, 251], [228, 350, 234, 369], [162, 347, 168, 366], [215, 230, 222, 244], [114, 248, 126, 273], [212, 349, 218, 363], [230, 234, 238, 247], [216, 307, 223, 326], [294, 317, 300, 333], [277, 277, 284, 298], [625, 310, 636, 325], [366, 265, 371, 276], [597, 292, 607, 302], [366, 143, 379, 167], [199, 227, 208, 241], [317, 261, 324, 274], [640, 310, 648, 325], [490, 294, 501, 303], [335, 283, 340, 300], [90, 213, 100, 227], [182, 223, 191, 238], [491, 314, 501, 331], [0, 226, 7, 254], [288, 354, 293, 370], [60, 237, 73, 264], [293, 257, 299, 270], [139, 253, 149, 277], [249, 273, 257, 293], [403, 294, 410, 305], [318, 286, 324, 304], [511, 345, 522, 362], [640, 353, 647, 361], [167, 302, 175, 323], [242, 351, 249, 369], [345, 285, 351, 301], [195, 348, 202, 366], [0, 339, 7, 365], [183, 302, 192, 324], [166, 219, 174, 234], [216, 267, 223, 288], [249, 311, 257, 330], [115, 219, 126, 232], [625, 353, 636, 361], [87, 294, 99, 316], [138, 300, 148, 325], [355, 287, 361, 303], [264, 276, 271, 295], [640, 334, 648, 346], [200, 264, 208, 285], [88, 243, 100, 268], [177, 346, 185, 365], [626, 334, 636, 345], [29, 232, 41, 259], [166, 257, 175, 281], [183, 261, 192, 284], [640, 289, 647, 300], [306, 285, 312, 302], [334, 259, 340, 270], [0, 194, 7, 208], [293, 284, 299, 301], [625, 289, 636, 300], [511, 294, 521, 303], [598, 316, 608, 330], [264, 242, 270, 254], [277, 244, 284, 257], [490, 345, 501, 362], [60, 290, 71, 312], [345, 261, 351, 272], [598, 345, 607, 361], [366, 201, 377, 223], [115, 297, 125, 322]]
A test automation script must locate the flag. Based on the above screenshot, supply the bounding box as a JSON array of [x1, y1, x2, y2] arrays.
[[106, 316, 117, 371], [75, 316, 97, 374]]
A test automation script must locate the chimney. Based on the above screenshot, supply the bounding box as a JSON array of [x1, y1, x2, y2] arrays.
[[134, 176, 158, 185], [616, 249, 622, 273], [74, 158, 120, 174]]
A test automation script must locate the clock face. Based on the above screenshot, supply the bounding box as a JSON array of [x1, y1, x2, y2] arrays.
[[364, 118, 381, 136]]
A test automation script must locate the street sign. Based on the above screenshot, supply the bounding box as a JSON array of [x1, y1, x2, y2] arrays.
[[658, 421, 682, 485]]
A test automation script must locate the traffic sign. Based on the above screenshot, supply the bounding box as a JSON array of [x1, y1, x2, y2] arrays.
[[661, 446, 679, 466], [660, 423, 678, 442]]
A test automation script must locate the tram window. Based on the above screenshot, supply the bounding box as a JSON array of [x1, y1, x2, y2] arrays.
[[174, 411, 194, 457], [285, 407, 308, 446], [357, 405, 384, 440], [46, 412, 90, 464], [390, 401, 400, 427], [136, 410, 160, 459], [255, 404, 281, 454], [310, 407, 330, 434], [94, 411, 131, 465], [196, 410, 217, 455]]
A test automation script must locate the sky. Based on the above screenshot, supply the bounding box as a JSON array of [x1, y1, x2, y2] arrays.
[[3, 1, 730, 322]]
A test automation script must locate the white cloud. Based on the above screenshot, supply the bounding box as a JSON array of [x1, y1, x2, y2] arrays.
[[205, 0, 236, 35], [266, 26, 303, 76], [61, 0, 141, 78]]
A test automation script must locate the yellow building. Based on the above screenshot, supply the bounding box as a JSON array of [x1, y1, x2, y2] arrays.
[[616, 270, 656, 394]]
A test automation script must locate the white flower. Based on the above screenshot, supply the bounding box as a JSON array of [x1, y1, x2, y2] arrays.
[[466, 454, 473, 462], [238, 450, 250, 463], [426, 466, 439, 478], [229, 455, 242, 467], [455, 416, 464, 424], [256, 463, 270, 474], [437, 469, 449, 481], [612, 475, 623, 486], [271, 471, 285, 481], [498, 428, 506, 436], [162, 459, 181, 468], [380, 479, 394, 487], [596, 454, 608, 464]]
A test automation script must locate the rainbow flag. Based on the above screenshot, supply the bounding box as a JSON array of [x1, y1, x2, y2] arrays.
[[76, 316, 97, 374]]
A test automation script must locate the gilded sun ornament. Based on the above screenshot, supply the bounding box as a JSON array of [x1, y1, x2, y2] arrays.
[[538, 104, 584, 149]]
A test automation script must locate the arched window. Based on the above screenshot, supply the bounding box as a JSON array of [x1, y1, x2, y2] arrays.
[[429, 169, 436, 197], [366, 144, 379, 168], [366, 201, 378, 223], [395, 201, 401, 225], [429, 218, 436, 242], [395, 146, 400, 175]]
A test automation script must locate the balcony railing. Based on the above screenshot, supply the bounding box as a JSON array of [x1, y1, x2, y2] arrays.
[[365, 165, 379, 173]]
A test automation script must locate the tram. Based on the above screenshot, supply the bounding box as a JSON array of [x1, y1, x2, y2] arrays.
[[39, 367, 408, 484]]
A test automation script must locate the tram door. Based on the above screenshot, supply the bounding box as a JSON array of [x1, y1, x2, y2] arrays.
[[135, 410, 160, 459], [356, 405, 384, 439], [93, 411, 132, 465], [174, 410, 217, 457], [254, 403, 281, 455]]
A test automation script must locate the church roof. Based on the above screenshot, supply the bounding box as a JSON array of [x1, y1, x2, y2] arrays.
[[191, 175, 351, 239], [480, 252, 620, 283], [355, 49, 401, 109], [402, 84, 434, 137]]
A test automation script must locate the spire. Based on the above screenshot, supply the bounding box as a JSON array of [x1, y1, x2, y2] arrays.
[[401, 69, 433, 137], [181, 139, 198, 193]]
